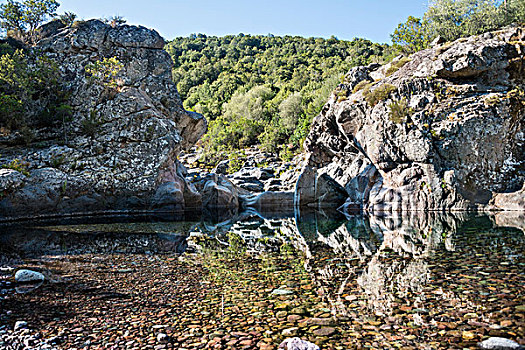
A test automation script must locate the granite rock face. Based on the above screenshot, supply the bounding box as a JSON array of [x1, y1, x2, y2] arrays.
[[299, 26, 525, 212], [0, 20, 206, 218]]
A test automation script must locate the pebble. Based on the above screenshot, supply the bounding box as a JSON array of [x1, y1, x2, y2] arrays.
[[478, 337, 523, 350], [282, 327, 299, 337], [157, 333, 169, 343], [271, 288, 294, 296], [14, 321, 28, 331], [305, 317, 333, 326], [313, 327, 336, 336], [14, 270, 45, 283], [279, 337, 320, 350]]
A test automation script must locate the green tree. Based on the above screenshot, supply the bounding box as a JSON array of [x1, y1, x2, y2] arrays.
[[58, 11, 76, 27], [0, 0, 25, 37], [0, 0, 59, 43], [391, 16, 431, 53], [0, 48, 63, 132], [279, 92, 303, 131], [165, 33, 390, 164], [85, 57, 124, 88], [424, 0, 502, 41], [502, 0, 525, 23], [392, 0, 524, 52], [105, 15, 126, 28]]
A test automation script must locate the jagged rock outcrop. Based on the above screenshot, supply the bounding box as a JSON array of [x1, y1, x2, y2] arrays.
[[0, 20, 206, 218], [299, 26, 525, 212]]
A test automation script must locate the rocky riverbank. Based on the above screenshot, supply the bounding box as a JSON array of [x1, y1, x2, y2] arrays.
[[298, 26, 525, 213], [1, 24, 524, 220]]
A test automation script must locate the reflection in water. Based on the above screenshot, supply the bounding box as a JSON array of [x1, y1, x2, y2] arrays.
[[1, 210, 523, 348]]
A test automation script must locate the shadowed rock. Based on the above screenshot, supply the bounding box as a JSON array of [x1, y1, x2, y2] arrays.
[[0, 20, 206, 219], [299, 26, 525, 212]]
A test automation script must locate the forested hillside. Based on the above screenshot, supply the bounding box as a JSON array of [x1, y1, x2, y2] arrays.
[[165, 35, 394, 163]]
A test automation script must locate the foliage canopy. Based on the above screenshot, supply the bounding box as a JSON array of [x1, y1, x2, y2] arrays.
[[0, 0, 59, 43], [392, 0, 525, 53], [165, 34, 394, 163]]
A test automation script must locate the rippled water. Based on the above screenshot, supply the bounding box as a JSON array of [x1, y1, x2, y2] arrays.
[[0, 211, 524, 349]]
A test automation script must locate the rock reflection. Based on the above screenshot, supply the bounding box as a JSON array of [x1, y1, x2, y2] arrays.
[[1, 209, 522, 319], [285, 211, 523, 316]]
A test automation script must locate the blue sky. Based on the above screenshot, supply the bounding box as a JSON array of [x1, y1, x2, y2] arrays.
[[57, 0, 428, 43]]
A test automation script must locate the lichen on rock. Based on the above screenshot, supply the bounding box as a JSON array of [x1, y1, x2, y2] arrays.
[[0, 20, 207, 218], [298, 26, 525, 212]]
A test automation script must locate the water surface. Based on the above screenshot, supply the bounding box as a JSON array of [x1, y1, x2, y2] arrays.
[[0, 211, 523, 349]]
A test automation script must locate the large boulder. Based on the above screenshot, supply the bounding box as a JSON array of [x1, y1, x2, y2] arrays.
[[0, 20, 207, 219], [301, 26, 525, 212], [201, 174, 240, 210], [295, 166, 348, 209]]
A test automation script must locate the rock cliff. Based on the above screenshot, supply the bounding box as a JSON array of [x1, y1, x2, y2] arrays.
[[0, 20, 206, 218], [299, 26, 525, 212]]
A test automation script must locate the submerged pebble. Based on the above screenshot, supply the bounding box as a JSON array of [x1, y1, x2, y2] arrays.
[[478, 337, 523, 350], [14, 270, 44, 283]]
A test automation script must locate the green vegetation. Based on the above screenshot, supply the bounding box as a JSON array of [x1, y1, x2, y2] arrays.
[[388, 98, 413, 123], [166, 35, 393, 163], [353, 80, 374, 94], [58, 11, 76, 27], [0, 46, 68, 137], [85, 57, 123, 89], [0, 0, 59, 43], [385, 57, 411, 76], [364, 83, 397, 107], [0, 1, 72, 140], [391, 16, 431, 54], [104, 15, 126, 27], [392, 0, 525, 53], [1, 158, 30, 175], [81, 109, 102, 137]]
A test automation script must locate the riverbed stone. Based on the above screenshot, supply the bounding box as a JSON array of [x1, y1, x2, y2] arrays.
[[279, 337, 320, 350], [478, 337, 523, 350], [14, 270, 44, 283], [312, 327, 336, 336]]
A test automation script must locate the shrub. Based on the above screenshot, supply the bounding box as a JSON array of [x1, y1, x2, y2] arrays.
[[364, 83, 397, 107], [0, 93, 23, 129], [388, 98, 413, 123], [0, 0, 59, 44], [81, 109, 103, 137], [353, 80, 373, 94], [227, 151, 246, 174], [391, 0, 525, 52], [85, 57, 123, 89], [0, 48, 63, 132], [58, 11, 77, 27], [385, 57, 411, 76], [1, 158, 30, 176], [199, 115, 264, 166]]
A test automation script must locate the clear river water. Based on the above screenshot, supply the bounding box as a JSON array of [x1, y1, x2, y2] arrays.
[[0, 210, 524, 349]]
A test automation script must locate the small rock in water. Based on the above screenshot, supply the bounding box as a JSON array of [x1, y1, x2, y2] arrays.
[[271, 288, 294, 296], [313, 327, 336, 336], [279, 337, 320, 350], [281, 327, 299, 337], [157, 333, 169, 343], [478, 337, 523, 350], [14, 270, 44, 283], [14, 321, 28, 331]]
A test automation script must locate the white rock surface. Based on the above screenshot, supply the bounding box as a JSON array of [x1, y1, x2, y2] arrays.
[[478, 337, 523, 350], [279, 338, 320, 350], [14, 270, 45, 283], [14, 321, 28, 331]]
